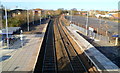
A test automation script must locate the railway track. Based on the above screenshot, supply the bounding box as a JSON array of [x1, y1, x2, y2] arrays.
[[54, 18, 73, 72], [42, 19, 57, 73], [34, 17, 118, 73], [54, 18, 88, 73], [34, 18, 88, 73]]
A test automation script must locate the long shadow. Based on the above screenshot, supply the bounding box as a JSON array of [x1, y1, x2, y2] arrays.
[[95, 46, 120, 68], [2, 36, 30, 50], [34, 20, 52, 73], [57, 50, 120, 73], [57, 54, 89, 73], [57, 52, 97, 73]]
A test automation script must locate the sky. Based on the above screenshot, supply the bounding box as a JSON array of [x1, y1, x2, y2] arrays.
[[1, 0, 120, 11]]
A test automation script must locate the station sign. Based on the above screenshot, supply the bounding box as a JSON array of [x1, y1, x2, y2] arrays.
[[112, 34, 119, 37]]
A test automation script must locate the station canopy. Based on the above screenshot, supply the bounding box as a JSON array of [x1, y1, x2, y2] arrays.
[[0, 27, 21, 35]]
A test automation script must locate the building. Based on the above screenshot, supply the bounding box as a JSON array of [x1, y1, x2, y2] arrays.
[[8, 9, 25, 17], [82, 13, 87, 15], [2, 9, 26, 19], [88, 10, 97, 16], [33, 8, 42, 16]]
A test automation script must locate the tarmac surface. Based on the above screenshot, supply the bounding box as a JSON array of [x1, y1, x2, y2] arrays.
[[65, 15, 118, 34]]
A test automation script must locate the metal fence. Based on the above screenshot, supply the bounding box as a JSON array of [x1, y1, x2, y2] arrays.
[[70, 24, 114, 44]]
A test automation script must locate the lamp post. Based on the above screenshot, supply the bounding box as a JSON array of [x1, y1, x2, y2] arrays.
[[20, 30, 23, 47], [69, 10, 72, 24], [5, 7, 9, 49], [0, 5, 3, 46], [4, 5, 18, 49], [39, 11, 41, 25], [86, 10, 89, 36], [32, 10, 35, 25], [70, 10, 73, 24], [98, 16, 102, 40], [0, 5, 3, 30], [27, 9, 29, 31]]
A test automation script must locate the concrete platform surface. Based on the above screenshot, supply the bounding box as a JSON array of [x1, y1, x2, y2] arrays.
[[0, 23, 48, 72]]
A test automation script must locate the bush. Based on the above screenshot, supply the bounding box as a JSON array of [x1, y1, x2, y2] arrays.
[[2, 17, 24, 27]]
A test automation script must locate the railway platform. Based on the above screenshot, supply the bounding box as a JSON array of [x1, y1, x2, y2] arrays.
[[66, 25, 120, 73], [1, 23, 48, 73]]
